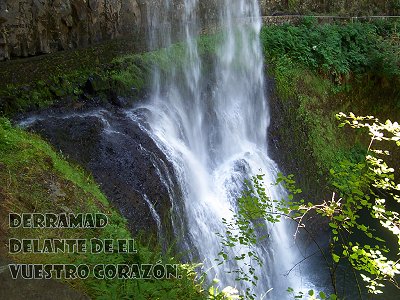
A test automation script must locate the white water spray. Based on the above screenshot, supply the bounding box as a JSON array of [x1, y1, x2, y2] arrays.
[[129, 0, 313, 297]]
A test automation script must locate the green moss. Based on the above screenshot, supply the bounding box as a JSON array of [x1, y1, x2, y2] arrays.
[[0, 33, 222, 118], [269, 58, 368, 174], [109, 33, 222, 96], [0, 118, 206, 299]]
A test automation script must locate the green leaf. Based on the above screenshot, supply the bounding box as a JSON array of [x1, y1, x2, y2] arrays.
[[329, 222, 338, 229], [332, 254, 340, 263], [287, 287, 294, 293]]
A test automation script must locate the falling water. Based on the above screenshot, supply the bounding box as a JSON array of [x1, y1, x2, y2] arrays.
[[128, 0, 314, 298]]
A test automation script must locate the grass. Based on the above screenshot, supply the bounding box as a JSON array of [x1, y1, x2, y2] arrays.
[[0, 118, 206, 299]]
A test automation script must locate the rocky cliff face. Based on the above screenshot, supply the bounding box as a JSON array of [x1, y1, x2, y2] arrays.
[[0, 0, 142, 61], [1, 0, 398, 61]]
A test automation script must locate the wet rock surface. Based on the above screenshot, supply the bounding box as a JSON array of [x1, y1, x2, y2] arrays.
[[24, 105, 178, 239]]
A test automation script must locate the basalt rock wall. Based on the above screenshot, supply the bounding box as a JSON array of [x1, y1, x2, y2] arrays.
[[0, 0, 142, 60], [1, 0, 398, 61], [0, 0, 220, 61]]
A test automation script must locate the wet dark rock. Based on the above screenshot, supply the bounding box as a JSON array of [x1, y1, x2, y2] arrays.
[[233, 159, 250, 175], [84, 77, 97, 95], [84, 75, 110, 95], [27, 108, 178, 240], [109, 94, 130, 108]]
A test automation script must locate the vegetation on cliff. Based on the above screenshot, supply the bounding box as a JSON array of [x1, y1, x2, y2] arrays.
[[0, 34, 221, 118], [254, 18, 400, 299], [262, 18, 400, 196], [219, 118, 400, 298], [0, 38, 146, 117]]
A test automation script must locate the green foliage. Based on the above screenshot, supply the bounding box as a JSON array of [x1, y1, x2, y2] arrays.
[[261, 20, 400, 191], [270, 55, 354, 179], [279, 114, 400, 296], [217, 114, 400, 298], [215, 173, 310, 299], [287, 287, 337, 300], [215, 172, 340, 299], [324, 114, 400, 294], [261, 19, 400, 81], [259, 20, 400, 298], [215, 174, 284, 299]]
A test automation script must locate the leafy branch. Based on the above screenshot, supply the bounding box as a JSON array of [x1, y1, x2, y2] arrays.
[[216, 113, 400, 299]]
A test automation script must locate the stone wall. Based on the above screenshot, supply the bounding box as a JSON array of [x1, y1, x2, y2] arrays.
[[0, 0, 142, 60]]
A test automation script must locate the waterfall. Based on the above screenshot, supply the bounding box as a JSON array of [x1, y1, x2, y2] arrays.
[[128, 0, 314, 298]]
